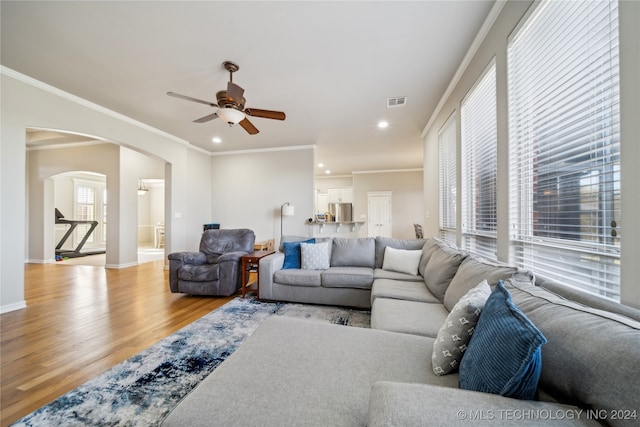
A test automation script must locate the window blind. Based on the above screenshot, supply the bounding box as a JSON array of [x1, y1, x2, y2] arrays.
[[508, 0, 620, 301], [75, 185, 96, 245], [439, 113, 457, 245], [461, 60, 497, 260]]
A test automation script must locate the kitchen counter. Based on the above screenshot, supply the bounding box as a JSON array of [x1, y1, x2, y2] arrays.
[[305, 221, 365, 236]]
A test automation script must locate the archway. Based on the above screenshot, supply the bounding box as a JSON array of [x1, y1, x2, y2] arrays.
[[26, 129, 168, 268]]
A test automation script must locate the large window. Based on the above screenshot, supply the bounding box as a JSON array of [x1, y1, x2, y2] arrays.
[[508, 0, 620, 300], [75, 185, 96, 246], [438, 113, 457, 245], [461, 60, 497, 260], [73, 179, 107, 249]]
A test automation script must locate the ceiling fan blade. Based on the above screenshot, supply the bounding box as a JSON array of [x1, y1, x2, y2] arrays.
[[167, 92, 217, 107], [245, 108, 286, 121], [193, 113, 219, 123], [227, 82, 245, 104], [239, 118, 260, 135]]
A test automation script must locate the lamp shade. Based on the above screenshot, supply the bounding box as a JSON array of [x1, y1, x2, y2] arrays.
[[282, 205, 295, 216], [280, 202, 295, 239], [216, 107, 245, 125]]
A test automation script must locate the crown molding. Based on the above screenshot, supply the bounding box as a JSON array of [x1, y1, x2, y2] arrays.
[[209, 144, 316, 156], [352, 168, 423, 175], [1, 66, 210, 156]]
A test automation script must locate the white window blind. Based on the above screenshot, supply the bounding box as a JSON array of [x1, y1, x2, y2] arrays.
[[439, 113, 457, 245], [461, 60, 497, 260], [508, 0, 620, 301]]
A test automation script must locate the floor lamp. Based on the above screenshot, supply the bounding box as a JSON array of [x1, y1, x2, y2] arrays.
[[280, 202, 295, 239]]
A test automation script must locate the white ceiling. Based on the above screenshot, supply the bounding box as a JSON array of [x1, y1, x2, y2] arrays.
[[1, 1, 494, 176]]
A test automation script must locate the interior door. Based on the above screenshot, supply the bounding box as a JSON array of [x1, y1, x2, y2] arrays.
[[367, 192, 392, 237]]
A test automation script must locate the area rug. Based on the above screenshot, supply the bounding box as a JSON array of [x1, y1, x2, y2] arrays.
[[12, 298, 370, 427]]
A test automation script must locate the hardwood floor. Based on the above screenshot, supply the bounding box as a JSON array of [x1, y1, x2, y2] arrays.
[[0, 261, 235, 426]]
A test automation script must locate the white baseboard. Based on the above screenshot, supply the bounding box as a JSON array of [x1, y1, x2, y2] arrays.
[[26, 258, 54, 264], [105, 262, 138, 269], [1, 300, 27, 314]]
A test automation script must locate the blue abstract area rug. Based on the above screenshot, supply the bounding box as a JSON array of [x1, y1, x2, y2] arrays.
[[12, 298, 370, 427]]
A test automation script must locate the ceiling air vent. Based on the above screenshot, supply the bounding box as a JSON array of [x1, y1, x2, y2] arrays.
[[387, 96, 407, 108]]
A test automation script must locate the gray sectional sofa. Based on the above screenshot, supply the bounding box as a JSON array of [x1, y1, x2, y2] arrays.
[[258, 236, 428, 308], [162, 237, 640, 426]]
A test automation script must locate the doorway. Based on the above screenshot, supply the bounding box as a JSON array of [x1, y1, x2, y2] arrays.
[[137, 178, 165, 264]]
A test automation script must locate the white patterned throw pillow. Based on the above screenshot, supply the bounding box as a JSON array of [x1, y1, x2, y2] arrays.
[[432, 280, 491, 375], [300, 242, 330, 270]]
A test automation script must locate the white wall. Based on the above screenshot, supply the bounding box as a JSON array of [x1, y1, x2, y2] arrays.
[[353, 170, 424, 240], [210, 148, 315, 247], [422, 0, 640, 309], [0, 71, 212, 312], [27, 143, 119, 263], [315, 176, 354, 194]]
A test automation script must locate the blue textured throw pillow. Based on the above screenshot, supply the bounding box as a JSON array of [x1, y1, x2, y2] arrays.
[[282, 239, 315, 269], [459, 280, 547, 400]]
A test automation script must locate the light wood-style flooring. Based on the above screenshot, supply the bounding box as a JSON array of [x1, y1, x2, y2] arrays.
[[0, 261, 235, 426]]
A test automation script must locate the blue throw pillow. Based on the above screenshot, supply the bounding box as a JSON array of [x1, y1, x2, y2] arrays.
[[282, 238, 315, 269], [459, 280, 547, 400]]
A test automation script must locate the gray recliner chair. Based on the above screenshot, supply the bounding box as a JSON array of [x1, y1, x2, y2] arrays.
[[168, 228, 255, 296]]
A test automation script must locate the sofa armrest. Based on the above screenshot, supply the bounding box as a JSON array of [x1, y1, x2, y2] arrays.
[[258, 252, 285, 300], [168, 251, 207, 265], [368, 382, 599, 426], [217, 250, 248, 264]]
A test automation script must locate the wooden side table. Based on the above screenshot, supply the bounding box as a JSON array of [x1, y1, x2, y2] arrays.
[[241, 250, 275, 299]]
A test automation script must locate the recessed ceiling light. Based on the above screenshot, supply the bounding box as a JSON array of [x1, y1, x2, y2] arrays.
[[212, 137, 222, 144], [325, 170, 331, 174], [318, 163, 324, 168], [378, 121, 389, 129]]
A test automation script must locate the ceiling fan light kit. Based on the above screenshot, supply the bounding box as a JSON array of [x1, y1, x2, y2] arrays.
[[216, 108, 245, 125], [167, 61, 285, 135]]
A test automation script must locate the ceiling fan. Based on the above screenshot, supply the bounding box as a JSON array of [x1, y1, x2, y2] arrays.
[[167, 61, 286, 135]]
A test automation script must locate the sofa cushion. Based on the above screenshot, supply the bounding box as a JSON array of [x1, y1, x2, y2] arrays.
[[374, 237, 426, 268], [279, 235, 313, 251], [373, 268, 424, 282], [371, 279, 440, 304], [535, 276, 640, 322], [199, 228, 255, 255], [162, 317, 460, 427], [506, 277, 640, 425], [177, 264, 219, 282], [371, 298, 448, 337], [300, 241, 330, 270], [432, 280, 491, 376], [381, 247, 422, 276], [444, 256, 528, 311], [331, 238, 375, 268], [418, 238, 457, 277], [321, 267, 373, 289], [274, 268, 322, 287], [368, 382, 602, 427], [424, 243, 468, 302], [282, 238, 315, 269], [459, 281, 547, 400]]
